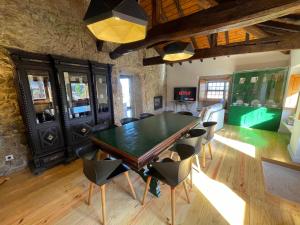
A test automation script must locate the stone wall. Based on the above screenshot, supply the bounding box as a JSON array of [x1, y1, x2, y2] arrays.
[[0, 0, 166, 174]]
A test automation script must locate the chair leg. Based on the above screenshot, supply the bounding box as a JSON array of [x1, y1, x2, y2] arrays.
[[195, 155, 201, 172], [190, 161, 193, 189], [208, 142, 213, 160], [100, 185, 106, 225], [202, 144, 206, 168], [171, 187, 176, 225], [170, 152, 174, 159], [97, 151, 101, 160], [88, 182, 94, 205], [183, 181, 190, 204], [124, 171, 136, 199], [142, 176, 152, 205]]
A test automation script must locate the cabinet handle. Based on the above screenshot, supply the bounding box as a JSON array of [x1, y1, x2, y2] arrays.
[[47, 134, 54, 141]]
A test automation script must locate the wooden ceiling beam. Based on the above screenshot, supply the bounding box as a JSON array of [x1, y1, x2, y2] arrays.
[[273, 16, 300, 26], [151, 0, 166, 55], [208, 33, 218, 48], [257, 21, 300, 32], [173, 0, 198, 49], [110, 0, 300, 59], [225, 31, 229, 45], [257, 26, 293, 36], [143, 33, 300, 66], [151, 0, 159, 27], [243, 25, 269, 38], [202, 0, 269, 39]]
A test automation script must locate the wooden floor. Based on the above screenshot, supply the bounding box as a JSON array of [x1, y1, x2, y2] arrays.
[[1, 125, 300, 225]]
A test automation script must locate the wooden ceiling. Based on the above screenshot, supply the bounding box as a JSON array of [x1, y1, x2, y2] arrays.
[[107, 0, 300, 64], [139, 0, 257, 50]]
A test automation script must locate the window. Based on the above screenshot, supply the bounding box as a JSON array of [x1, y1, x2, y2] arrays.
[[206, 81, 229, 100]]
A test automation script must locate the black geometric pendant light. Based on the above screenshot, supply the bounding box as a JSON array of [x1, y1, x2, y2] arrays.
[[84, 0, 148, 44], [162, 42, 195, 61]]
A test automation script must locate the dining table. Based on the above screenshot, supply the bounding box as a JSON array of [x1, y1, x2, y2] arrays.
[[91, 112, 200, 197]]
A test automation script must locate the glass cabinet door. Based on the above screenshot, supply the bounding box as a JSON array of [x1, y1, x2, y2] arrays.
[[95, 74, 109, 113], [27, 70, 56, 124], [63, 72, 92, 119]]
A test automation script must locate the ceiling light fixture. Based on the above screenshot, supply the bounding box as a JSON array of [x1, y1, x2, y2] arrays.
[[84, 0, 148, 44], [162, 42, 195, 61]]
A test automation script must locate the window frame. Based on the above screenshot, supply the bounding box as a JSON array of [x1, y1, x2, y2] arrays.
[[197, 75, 232, 104], [206, 80, 229, 100]]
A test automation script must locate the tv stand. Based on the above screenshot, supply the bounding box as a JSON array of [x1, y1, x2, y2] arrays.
[[171, 100, 195, 112]]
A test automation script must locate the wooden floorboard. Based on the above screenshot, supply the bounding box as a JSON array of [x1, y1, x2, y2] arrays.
[[0, 125, 299, 225]]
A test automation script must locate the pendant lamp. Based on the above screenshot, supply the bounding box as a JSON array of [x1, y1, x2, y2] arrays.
[[162, 42, 195, 61], [84, 0, 148, 44]]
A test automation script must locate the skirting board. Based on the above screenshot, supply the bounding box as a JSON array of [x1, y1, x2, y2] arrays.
[[288, 144, 300, 163]]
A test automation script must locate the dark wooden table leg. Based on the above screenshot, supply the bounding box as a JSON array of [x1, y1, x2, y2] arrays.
[[137, 168, 161, 197]]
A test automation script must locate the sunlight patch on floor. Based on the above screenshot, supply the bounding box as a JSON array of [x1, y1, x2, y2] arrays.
[[214, 134, 256, 158], [193, 170, 246, 225]]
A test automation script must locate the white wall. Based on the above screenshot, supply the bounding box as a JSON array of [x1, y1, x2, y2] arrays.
[[166, 51, 290, 113], [288, 49, 300, 163], [279, 50, 300, 132]]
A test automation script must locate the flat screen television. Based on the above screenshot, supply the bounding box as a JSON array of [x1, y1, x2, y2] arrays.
[[174, 87, 197, 101]]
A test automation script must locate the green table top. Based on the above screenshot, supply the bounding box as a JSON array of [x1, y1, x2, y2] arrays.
[[92, 112, 200, 170]]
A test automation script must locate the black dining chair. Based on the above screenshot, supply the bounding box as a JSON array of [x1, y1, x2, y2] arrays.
[[177, 111, 193, 116], [202, 121, 217, 168], [140, 113, 154, 120], [120, 117, 139, 125], [78, 150, 136, 225], [169, 129, 206, 188], [142, 144, 195, 225]]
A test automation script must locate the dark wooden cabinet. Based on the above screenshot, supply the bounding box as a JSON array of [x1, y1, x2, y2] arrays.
[[11, 51, 114, 173], [53, 57, 96, 162], [90, 62, 114, 130]]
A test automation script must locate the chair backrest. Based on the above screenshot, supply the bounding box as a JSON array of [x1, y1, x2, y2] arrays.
[[82, 158, 122, 186], [140, 113, 154, 119], [151, 144, 195, 187], [178, 129, 206, 154], [120, 117, 139, 125], [75, 145, 98, 160], [202, 103, 223, 122], [177, 111, 193, 116], [203, 121, 217, 141]]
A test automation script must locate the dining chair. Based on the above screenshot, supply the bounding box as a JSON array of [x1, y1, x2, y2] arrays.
[[78, 150, 136, 225], [142, 144, 195, 225], [169, 129, 206, 188], [120, 117, 139, 125], [140, 113, 154, 119], [202, 121, 217, 168], [177, 111, 193, 116]]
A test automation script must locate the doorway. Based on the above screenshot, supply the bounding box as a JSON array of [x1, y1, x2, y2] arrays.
[[120, 76, 133, 117]]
